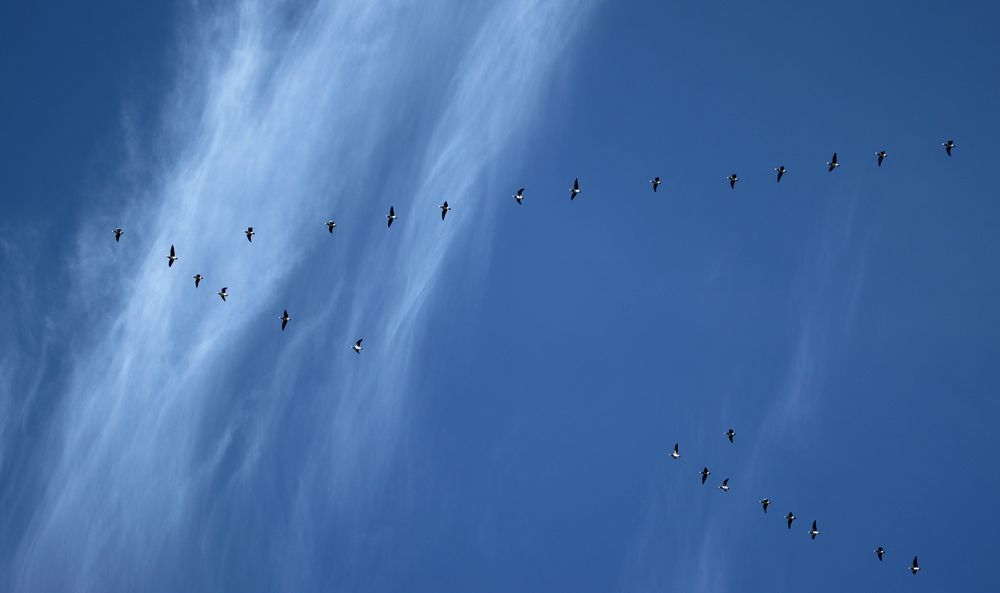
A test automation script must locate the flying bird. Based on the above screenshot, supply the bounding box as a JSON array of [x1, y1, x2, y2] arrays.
[[326, 220, 336, 234], [245, 226, 255, 242], [440, 201, 451, 221], [218, 287, 227, 302], [166, 245, 177, 267], [513, 187, 525, 205], [875, 547, 885, 561], [827, 152, 839, 172], [113, 228, 123, 242], [911, 556, 920, 575], [670, 443, 680, 460], [760, 499, 770, 513], [387, 206, 396, 227], [700, 467, 711, 484], [809, 520, 820, 540], [353, 339, 363, 354], [726, 428, 735, 443], [193, 274, 202, 288], [570, 178, 580, 200], [719, 478, 730, 493], [775, 166, 785, 182], [650, 177, 661, 192], [728, 174, 738, 189], [280, 310, 290, 331], [786, 512, 796, 529], [876, 150, 887, 166], [943, 139, 954, 156]]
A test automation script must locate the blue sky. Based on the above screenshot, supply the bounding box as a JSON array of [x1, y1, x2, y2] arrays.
[[2, 1, 999, 591]]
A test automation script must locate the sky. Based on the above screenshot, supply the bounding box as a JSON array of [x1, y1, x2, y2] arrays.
[[2, 0, 1000, 591]]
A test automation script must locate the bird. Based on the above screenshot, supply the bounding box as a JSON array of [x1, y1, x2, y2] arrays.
[[245, 226, 255, 242], [700, 467, 711, 484], [353, 339, 363, 354], [827, 152, 839, 172], [218, 287, 227, 302], [166, 245, 177, 267], [326, 220, 336, 234], [513, 187, 525, 205], [570, 178, 580, 200], [280, 310, 290, 331], [193, 274, 202, 288], [440, 201, 451, 221], [809, 520, 820, 540], [113, 228, 124, 242], [786, 512, 796, 529], [726, 428, 735, 443], [911, 556, 920, 575], [760, 499, 770, 513], [876, 150, 887, 166], [728, 173, 738, 189], [650, 177, 661, 192], [670, 443, 680, 460], [719, 478, 730, 493], [387, 206, 396, 227], [943, 139, 954, 156], [875, 547, 885, 561], [775, 166, 785, 183]]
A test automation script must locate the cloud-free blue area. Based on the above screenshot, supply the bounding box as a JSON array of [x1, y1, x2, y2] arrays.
[[2, 1, 999, 591]]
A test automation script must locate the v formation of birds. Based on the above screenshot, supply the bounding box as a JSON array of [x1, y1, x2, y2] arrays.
[[113, 140, 956, 576]]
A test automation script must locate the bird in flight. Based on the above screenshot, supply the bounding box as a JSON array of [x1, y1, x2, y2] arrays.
[[280, 310, 291, 331], [760, 498, 770, 513], [245, 227, 255, 242], [911, 556, 920, 575], [440, 201, 451, 221], [513, 188, 525, 205], [193, 274, 203, 288], [326, 220, 336, 234], [786, 512, 796, 529], [669, 443, 680, 460], [876, 150, 887, 167], [570, 178, 580, 200], [775, 166, 785, 183], [725, 428, 735, 443], [387, 206, 396, 227], [827, 152, 839, 172], [166, 245, 177, 267], [353, 339, 363, 354], [218, 287, 228, 302], [650, 177, 661, 192], [809, 520, 820, 540], [719, 478, 730, 493], [728, 173, 738, 189], [943, 139, 954, 156], [700, 467, 711, 484], [875, 547, 885, 561], [113, 228, 124, 242]]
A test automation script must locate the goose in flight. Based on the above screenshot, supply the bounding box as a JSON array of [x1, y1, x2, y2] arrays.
[[700, 467, 711, 484], [280, 310, 291, 331], [193, 274, 203, 288], [786, 512, 795, 529], [326, 220, 336, 234], [245, 226, 255, 242], [725, 428, 735, 443], [943, 139, 954, 156], [218, 287, 227, 302], [113, 228, 124, 242], [513, 187, 525, 205], [719, 478, 730, 493], [875, 547, 885, 561], [387, 206, 396, 227], [669, 443, 680, 460], [353, 339, 363, 354], [166, 245, 177, 267], [827, 152, 839, 172], [650, 177, 661, 192], [775, 166, 785, 183], [760, 498, 770, 513], [876, 150, 887, 167], [570, 178, 580, 200], [728, 173, 738, 189], [911, 556, 920, 575], [440, 201, 451, 221], [808, 520, 820, 540]]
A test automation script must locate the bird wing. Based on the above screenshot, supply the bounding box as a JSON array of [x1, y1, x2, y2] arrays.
[[170, 245, 175, 256]]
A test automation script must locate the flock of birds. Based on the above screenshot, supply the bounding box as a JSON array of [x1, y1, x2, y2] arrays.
[[108, 139, 959, 577]]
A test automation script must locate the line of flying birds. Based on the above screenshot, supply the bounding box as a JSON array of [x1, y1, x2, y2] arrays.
[[109, 141, 955, 576]]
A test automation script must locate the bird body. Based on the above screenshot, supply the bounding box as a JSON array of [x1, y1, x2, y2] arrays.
[[700, 467, 710, 484], [166, 245, 177, 267], [570, 178, 580, 200], [670, 443, 680, 459], [943, 140, 954, 156], [875, 547, 885, 561], [218, 287, 227, 302], [786, 512, 796, 529], [245, 227, 255, 242], [514, 188, 525, 205], [193, 274, 202, 288], [353, 339, 363, 353], [809, 520, 820, 540], [113, 228, 124, 242], [775, 166, 785, 182], [726, 428, 735, 443], [760, 499, 770, 513], [911, 556, 920, 574], [651, 177, 661, 192], [728, 174, 738, 188], [387, 206, 396, 227], [828, 152, 839, 172], [719, 478, 730, 492], [280, 310, 290, 331], [326, 220, 336, 234], [440, 201, 451, 221], [876, 151, 887, 167]]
